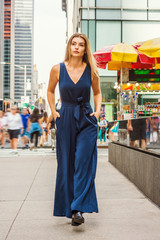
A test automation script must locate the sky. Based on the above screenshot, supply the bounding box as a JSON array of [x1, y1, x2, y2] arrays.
[[34, 0, 66, 84]]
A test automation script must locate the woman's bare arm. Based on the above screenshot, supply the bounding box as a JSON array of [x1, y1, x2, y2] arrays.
[[47, 64, 60, 120], [45, 115, 53, 130], [27, 118, 31, 132], [38, 118, 43, 131], [91, 73, 102, 120]]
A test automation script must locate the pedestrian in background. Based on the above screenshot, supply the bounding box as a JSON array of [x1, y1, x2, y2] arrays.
[[109, 121, 119, 142], [41, 112, 49, 146], [5, 105, 23, 154], [21, 107, 30, 149], [27, 108, 31, 115], [55, 99, 61, 113], [0, 111, 6, 149], [28, 108, 43, 151], [45, 115, 56, 151], [98, 116, 108, 143], [3, 108, 11, 144], [40, 109, 44, 118], [47, 33, 102, 226]]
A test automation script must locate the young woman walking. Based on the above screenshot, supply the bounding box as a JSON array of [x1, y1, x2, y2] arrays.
[[47, 33, 102, 226], [28, 108, 43, 151]]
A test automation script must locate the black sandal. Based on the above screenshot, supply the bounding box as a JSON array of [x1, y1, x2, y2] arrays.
[[71, 211, 84, 226]]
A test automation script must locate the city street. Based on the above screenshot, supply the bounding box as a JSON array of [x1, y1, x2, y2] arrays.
[[0, 148, 160, 240]]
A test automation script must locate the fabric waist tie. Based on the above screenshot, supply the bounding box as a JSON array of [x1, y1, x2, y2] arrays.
[[62, 97, 90, 121]]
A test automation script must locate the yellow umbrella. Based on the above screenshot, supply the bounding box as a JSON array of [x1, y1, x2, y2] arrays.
[[108, 61, 132, 70], [138, 37, 160, 58], [155, 63, 160, 69], [111, 43, 138, 63]]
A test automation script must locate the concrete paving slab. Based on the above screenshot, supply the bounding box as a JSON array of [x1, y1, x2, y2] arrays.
[[96, 162, 145, 200], [40, 156, 57, 169], [0, 220, 13, 240], [0, 186, 31, 201], [6, 216, 160, 240], [17, 198, 160, 221], [17, 201, 54, 220], [0, 201, 22, 220], [26, 184, 55, 201], [89, 198, 160, 219], [0, 156, 44, 168], [1, 149, 160, 240], [30, 168, 56, 186]]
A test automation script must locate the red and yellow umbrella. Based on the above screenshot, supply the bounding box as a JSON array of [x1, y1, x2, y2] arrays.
[[138, 37, 160, 58], [93, 42, 155, 70], [132, 42, 155, 69], [138, 37, 160, 69], [93, 43, 138, 70]]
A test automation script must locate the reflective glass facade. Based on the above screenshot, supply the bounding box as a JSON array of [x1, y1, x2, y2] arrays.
[[14, 0, 34, 100], [0, 0, 34, 100], [0, 0, 4, 98], [3, 0, 11, 99]]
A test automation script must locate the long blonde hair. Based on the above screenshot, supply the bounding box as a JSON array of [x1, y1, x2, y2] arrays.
[[64, 33, 99, 78]]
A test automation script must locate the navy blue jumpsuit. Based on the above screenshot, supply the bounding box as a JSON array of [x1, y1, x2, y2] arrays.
[[54, 62, 98, 218]]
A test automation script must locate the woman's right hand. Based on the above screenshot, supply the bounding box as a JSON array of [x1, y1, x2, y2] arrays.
[[52, 111, 60, 121]]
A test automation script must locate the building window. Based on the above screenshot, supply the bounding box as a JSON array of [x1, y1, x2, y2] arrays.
[[122, 10, 147, 20], [96, 0, 121, 8], [96, 9, 121, 20], [122, 0, 147, 8], [148, 0, 160, 8]]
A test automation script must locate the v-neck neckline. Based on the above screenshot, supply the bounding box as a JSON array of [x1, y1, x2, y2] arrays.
[[63, 62, 87, 85]]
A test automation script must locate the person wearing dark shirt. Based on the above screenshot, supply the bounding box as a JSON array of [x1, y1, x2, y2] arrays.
[[27, 108, 43, 151], [40, 109, 44, 118]]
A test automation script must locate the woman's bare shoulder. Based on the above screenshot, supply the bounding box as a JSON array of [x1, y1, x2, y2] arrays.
[[50, 63, 60, 74], [50, 64, 61, 80]]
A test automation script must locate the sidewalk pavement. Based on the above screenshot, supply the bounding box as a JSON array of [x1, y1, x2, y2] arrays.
[[0, 148, 160, 240]]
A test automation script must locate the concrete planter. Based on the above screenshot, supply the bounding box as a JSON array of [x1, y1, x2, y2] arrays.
[[109, 142, 160, 207]]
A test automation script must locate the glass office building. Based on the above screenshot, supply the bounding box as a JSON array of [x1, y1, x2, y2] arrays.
[[3, 0, 12, 99], [66, 0, 160, 119], [0, 0, 15, 100], [0, 0, 4, 99], [0, 0, 34, 100], [14, 0, 34, 100]]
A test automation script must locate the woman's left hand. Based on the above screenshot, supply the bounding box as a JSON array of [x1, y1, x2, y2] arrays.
[[90, 111, 100, 120]]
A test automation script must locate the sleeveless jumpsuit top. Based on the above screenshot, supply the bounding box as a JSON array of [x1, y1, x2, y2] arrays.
[[54, 62, 99, 218]]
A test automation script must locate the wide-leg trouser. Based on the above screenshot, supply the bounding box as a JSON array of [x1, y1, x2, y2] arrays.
[[53, 103, 98, 218]]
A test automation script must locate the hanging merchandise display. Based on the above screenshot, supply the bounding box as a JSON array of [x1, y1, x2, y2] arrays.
[[123, 83, 160, 91]]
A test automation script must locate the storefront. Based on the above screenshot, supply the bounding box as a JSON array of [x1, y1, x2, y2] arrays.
[[117, 69, 160, 119]]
